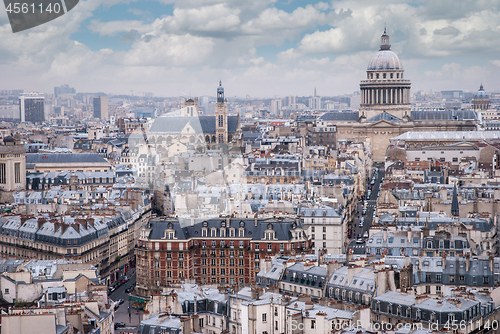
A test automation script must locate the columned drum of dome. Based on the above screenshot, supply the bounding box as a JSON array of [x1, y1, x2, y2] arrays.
[[472, 84, 491, 111], [359, 28, 411, 121]]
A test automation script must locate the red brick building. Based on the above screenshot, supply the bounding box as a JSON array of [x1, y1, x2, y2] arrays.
[[136, 217, 311, 297]]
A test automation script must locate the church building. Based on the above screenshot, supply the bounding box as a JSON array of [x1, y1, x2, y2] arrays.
[[147, 81, 239, 154], [327, 28, 479, 161]]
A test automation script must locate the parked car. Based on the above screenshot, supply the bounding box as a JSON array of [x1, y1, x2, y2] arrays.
[[120, 279, 127, 284], [114, 322, 126, 329], [125, 286, 134, 293], [363, 231, 369, 238], [356, 239, 364, 244]]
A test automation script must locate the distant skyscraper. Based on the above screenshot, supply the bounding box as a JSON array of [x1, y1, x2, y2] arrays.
[[270, 99, 283, 116], [54, 84, 76, 97], [287, 96, 296, 106], [308, 96, 321, 110], [93, 96, 109, 120], [19, 93, 44, 123]]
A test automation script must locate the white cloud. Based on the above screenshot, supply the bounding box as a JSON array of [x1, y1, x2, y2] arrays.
[[1, 0, 500, 97], [88, 19, 151, 36], [123, 33, 215, 66]]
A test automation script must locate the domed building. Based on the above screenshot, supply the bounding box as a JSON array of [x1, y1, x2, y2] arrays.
[[472, 84, 491, 111], [327, 27, 480, 162], [359, 28, 411, 121]]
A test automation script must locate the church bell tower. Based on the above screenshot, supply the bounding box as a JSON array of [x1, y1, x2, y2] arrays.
[[215, 81, 228, 144]]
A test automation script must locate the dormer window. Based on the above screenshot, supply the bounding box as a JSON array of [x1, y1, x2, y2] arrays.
[[238, 228, 244, 237], [230, 228, 235, 237], [211, 228, 216, 237], [220, 228, 226, 238], [202, 228, 207, 237]]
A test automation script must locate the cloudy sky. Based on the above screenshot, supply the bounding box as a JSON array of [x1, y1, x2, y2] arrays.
[[1, 0, 500, 98]]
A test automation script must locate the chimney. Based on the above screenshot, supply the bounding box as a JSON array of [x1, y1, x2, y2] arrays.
[[383, 228, 388, 243], [325, 262, 339, 282], [254, 213, 258, 227], [466, 255, 470, 271], [440, 187, 448, 201], [489, 253, 494, 272], [72, 223, 80, 233], [376, 270, 387, 296], [194, 296, 197, 315], [190, 217, 194, 227], [347, 266, 361, 286], [37, 218, 46, 229], [388, 269, 396, 292], [415, 295, 427, 304]]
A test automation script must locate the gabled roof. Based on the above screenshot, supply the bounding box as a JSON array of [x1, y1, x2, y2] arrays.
[[149, 115, 239, 135], [366, 112, 402, 123]]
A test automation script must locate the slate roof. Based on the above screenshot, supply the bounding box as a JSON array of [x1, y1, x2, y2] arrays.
[[0, 216, 109, 247], [286, 300, 354, 320], [374, 291, 415, 306], [0, 259, 24, 273], [411, 110, 478, 121], [282, 263, 326, 289], [319, 111, 359, 122], [417, 296, 479, 313], [297, 206, 341, 218], [26, 153, 108, 164], [257, 261, 285, 281], [146, 217, 306, 241], [138, 313, 182, 334], [396, 217, 493, 232], [149, 115, 239, 134], [326, 267, 376, 294]]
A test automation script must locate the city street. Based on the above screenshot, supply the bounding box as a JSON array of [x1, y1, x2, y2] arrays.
[[108, 270, 143, 333], [348, 167, 385, 254]]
